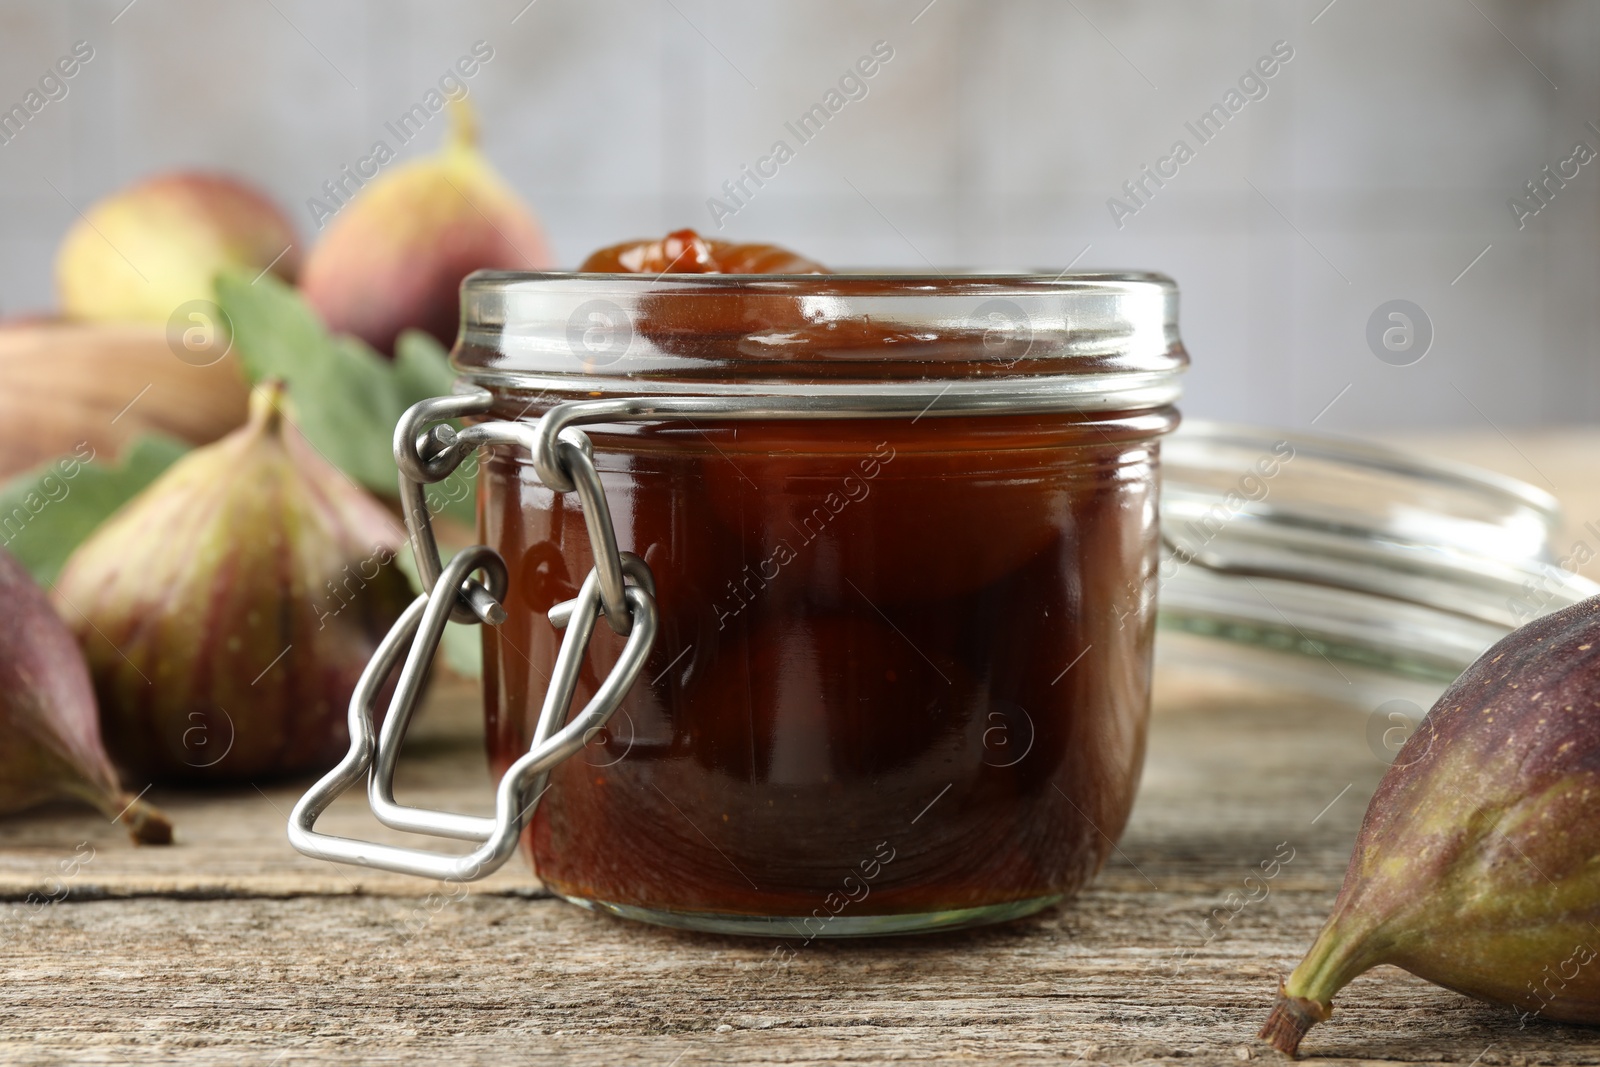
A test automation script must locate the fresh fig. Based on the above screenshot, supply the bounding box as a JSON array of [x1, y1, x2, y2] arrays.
[[299, 100, 552, 355], [53, 381, 411, 782], [0, 321, 250, 480], [0, 545, 171, 843], [55, 172, 299, 325], [1260, 595, 1600, 1055]]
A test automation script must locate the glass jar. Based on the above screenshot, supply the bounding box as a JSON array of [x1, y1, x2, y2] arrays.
[[286, 270, 1187, 938], [463, 272, 1186, 935]]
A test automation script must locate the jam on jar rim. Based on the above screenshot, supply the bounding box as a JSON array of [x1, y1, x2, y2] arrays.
[[464, 267, 1177, 288], [453, 269, 1189, 403]]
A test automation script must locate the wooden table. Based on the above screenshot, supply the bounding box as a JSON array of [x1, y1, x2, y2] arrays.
[[3, 431, 1598, 1066]]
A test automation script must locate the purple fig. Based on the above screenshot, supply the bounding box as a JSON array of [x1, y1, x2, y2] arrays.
[[53, 381, 411, 782], [0, 545, 171, 843], [1261, 595, 1600, 1055]]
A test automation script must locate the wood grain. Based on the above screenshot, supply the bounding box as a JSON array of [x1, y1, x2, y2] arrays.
[[2, 432, 1598, 1066]]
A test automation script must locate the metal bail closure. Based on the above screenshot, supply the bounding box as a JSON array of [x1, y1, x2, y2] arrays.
[[291, 371, 1180, 882], [287, 392, 659, 882]]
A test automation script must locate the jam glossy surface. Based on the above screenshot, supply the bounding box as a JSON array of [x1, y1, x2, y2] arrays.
[[481, 409, 1169, 919], [578, 228, 829, 275]]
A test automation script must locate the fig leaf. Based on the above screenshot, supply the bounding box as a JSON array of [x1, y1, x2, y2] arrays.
[[393, 329, 459, 406], [216, 271, 472, 527], [0, 435, 188, 584]]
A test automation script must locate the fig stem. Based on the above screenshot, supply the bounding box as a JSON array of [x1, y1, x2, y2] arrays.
[[1259, 984, 1330, 1057], [73, 782, 175, 846], [1259, 918, 1379, 1056], [116, 795, 174, 846], [447, 98, 479, 152], [247, 379, 289, 435]]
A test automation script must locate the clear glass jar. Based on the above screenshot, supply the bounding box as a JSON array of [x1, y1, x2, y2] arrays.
[[455, 271, 1188, 935]]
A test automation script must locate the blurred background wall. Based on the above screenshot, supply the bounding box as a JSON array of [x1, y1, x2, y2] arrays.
[[0, 0, 1595, 431]]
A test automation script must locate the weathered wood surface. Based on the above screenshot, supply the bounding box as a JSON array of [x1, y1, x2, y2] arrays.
[[1, 432, 1598, 1066]]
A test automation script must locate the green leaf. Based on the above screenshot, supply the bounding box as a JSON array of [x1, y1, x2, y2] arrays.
[[215, 272, 460, 501], [0, 435, 189, 585], [393, 329, 458, 404]]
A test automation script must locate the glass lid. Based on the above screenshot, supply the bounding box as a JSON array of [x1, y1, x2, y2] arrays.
[[1156, 421, 1598, 694]]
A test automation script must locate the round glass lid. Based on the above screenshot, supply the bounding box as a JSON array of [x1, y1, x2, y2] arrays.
[[1155, 421, 1599, 694]]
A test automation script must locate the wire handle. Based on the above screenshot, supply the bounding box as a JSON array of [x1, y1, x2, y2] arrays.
[[287, 390, 658, 881]]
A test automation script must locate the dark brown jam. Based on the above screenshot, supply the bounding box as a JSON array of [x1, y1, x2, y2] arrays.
[[578, 228, 829, 275], [474, 234, 1178, 927]]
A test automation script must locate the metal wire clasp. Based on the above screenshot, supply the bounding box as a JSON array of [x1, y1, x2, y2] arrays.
[[287, 389, 658, 881]]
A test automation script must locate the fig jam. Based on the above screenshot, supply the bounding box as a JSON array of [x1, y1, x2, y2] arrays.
[[462, 255, 1186, 934], [578, 228, 829, 275]]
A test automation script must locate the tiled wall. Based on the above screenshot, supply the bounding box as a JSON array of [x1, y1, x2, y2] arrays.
[[1, 0, 1595, 430]]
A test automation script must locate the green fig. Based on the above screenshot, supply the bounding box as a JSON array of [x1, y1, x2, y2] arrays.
[[299, 100, 552, 355], [55, 172, 299, 325], [0, 545, 171, 843], [1261, 595, 1600, 1055], [53, 381, 412, 782]]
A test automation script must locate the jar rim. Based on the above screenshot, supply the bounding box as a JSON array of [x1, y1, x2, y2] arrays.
[[453, 269, 1187, 413], [462, 268, 1178, 292]]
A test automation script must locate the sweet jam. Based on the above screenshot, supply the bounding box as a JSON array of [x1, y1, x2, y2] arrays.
[[474, 234, 1176, 928], [578, 228, 829, 275]]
